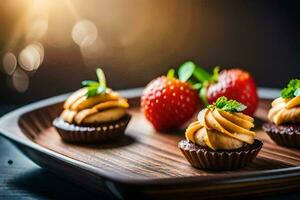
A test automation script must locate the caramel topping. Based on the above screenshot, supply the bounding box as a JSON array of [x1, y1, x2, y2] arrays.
[[185, 108, 255, 150], [268, 96, 300, 125], [60, 88, 129, 125]]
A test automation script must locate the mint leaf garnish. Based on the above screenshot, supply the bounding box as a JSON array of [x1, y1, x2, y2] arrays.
[[82, 68, 107, 98], [81, 80, 98, 87], [86, 86, 99, 98], [207, 96, 247, 112], [97, 68, 106, 90], [281, 79, 300, 98], [294, 88, 300, 97]]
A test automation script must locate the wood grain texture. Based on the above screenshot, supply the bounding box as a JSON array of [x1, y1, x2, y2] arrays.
[[18, 99, 300, 179], [1, 93, 300, 199]]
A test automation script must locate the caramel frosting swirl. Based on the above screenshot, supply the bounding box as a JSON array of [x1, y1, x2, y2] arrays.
[[268, 96, 300, 125], [60, 88, 129, 125], [185, 108, 255, 150]]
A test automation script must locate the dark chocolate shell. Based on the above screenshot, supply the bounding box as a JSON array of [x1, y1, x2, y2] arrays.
[[263, 122, 300, 148], [178, 139, 263, 170], [53, 114, 131, 143]]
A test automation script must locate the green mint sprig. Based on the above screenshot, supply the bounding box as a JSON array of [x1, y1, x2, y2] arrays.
[[82, 68, 107, 98], [167, 61, 219, 106], [281, 79, 300, 98], [207, 96, 247, 112], [295, 88, 300, 97]]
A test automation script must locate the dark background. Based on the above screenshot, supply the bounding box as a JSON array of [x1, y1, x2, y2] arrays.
[[0, 1, 300, 199], [0, 0, 300, 104]]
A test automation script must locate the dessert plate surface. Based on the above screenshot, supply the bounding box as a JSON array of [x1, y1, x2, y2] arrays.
[[0, 88, 300, 199]]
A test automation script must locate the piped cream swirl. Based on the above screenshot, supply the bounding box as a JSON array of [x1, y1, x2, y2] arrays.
[[60, 88, 129, 125], [185, 108, 255, 150], [268, 96, 300, 125]]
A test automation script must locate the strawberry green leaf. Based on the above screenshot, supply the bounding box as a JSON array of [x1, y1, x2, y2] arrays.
[[192, 83, 202, 90], [281, 79, 300, 98], [192, 64, 212, 82], [208, 96, 247, 112], [178, 61, 195, 82], [200, 86, 209, 106], [167, 68, 175, 78]]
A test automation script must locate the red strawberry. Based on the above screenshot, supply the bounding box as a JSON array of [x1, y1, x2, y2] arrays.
[[206, 69, 258, 116], [141, 61, 258, 131], [173, 61, 258, 116], [141, 76, 199, 131]]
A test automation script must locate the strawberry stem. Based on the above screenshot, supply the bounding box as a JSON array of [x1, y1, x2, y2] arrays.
[[211, 66, 220, 82], [192, 65, 212, 82], [167, 68, 175, 78], [200, 82, 209, 106], [167, 61, 221, 106]]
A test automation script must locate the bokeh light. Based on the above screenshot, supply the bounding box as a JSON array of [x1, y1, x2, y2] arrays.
[[18, 43, 44, 71], [80, 37, 105, 59], [2, 52, 17, 75], [72, 20, 98, 47], [12, 68, 29, 92], [31, 42, 45, 67], [26, 16, 48, 42], [45, 1, 75, 48]]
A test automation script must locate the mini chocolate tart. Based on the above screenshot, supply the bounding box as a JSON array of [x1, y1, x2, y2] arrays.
[[180, 96, 263, 170], [53, 114, 131, 143], [263, 122, 300, 148], [53, 68, 131, 144], [178, 139, 263, 170], [263, 79, 300, 148]]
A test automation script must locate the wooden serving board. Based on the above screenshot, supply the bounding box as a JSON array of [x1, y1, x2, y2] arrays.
[[0, 88, 300, 200]]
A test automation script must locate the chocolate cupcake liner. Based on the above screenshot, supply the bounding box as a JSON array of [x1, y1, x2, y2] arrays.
[[53, 114, 131, 143], [178, 139, 263, 170], [263, 122, 300, 148]]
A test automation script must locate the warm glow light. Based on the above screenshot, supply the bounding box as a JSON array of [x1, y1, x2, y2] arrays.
[[80, 37, 105, 59], [12, 68, 29, 92], [31, 42, 45, 68], [72, 20, 98, 47], [26, 16, 48, 42], [45, 14, 74, 48], [4, 0, 52, 51], [18, 43, 44, 71], [2, 52, 17, 75]]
